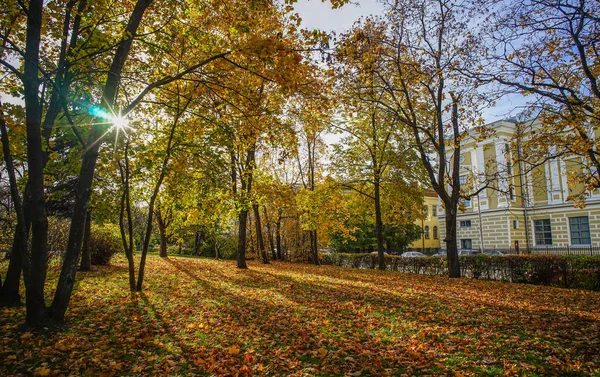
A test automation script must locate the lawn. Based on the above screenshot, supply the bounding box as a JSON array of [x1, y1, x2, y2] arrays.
[[1, 254, 599, 376]]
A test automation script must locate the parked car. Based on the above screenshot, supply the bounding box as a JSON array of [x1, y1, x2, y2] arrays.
[[483, 250, 505, 256], [432, 249, 447, 257], [370, 251, 389, 255], [401, 251, 426, 258], [458, 249, 481, 255]]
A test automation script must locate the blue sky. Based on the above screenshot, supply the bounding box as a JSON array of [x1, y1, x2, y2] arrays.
[[293, 0, 527, 124]]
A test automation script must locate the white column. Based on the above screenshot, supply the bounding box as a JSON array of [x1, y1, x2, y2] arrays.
[[559, 158, 570, 202], [476, 145, 488, 210], [495, 141, 509, 207], [548, 147, 562, 204], [507, 217, 512, 250]]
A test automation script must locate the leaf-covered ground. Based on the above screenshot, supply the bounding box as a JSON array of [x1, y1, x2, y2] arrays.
[[1, 255, 600, 376]]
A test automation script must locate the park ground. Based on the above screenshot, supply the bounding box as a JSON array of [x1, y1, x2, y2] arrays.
[[1, 255, 600, 377]]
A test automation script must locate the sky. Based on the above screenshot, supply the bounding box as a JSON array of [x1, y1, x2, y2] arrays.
[[292, 0, 527, 125], [293, 0, 384, 34]]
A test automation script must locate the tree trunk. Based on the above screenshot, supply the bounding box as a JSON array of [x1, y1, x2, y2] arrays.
[[248, 214, 255, 257], [0, 104, 28, 307], [444, 206, 460, 278], [23, 0, 50, 326], [253, 204, 269, 264], [79, 211, 92, 270], [374, 178, 385, 270], [158, 223, 167, 258], [276, 211, 282, 260], [1, 0, 88, 313], [263, 207, 276, 260], [118, 141, 136, 291], [310, 230, 320, 265], [194, 231, 201, 255], [50, 0, 153, 321], [236, 147, 255, 269], [237, 209, 249, 268], [0, 234, 23, 305]]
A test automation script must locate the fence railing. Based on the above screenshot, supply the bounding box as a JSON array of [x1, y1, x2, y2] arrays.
[[528, 245, 600, 256]]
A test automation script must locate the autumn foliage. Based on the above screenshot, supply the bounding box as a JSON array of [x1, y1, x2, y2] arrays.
[[1, 254, 599, 376]]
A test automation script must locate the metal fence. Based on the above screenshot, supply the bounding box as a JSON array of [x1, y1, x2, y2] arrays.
[[528, 245, 600, 256]]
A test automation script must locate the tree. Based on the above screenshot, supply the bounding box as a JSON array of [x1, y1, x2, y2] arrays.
[[342, 1, 488, 277], [296, 177, 350, 256], [475, 0, 600, 204], [0, 0, 319, 324], [333, 36, 423, 269]]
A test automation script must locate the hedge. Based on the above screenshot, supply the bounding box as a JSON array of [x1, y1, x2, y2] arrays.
[[318, 253, 600, 290]]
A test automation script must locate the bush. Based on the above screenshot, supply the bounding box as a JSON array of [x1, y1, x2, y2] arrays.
[[319, 252, 600, 290], [89, 224, 121, 265]]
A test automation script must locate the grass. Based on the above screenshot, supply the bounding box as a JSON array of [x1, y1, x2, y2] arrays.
[[1, 254, 599, 376]]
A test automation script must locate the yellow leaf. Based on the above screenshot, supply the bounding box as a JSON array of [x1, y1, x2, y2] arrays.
[[317, 347, 328, 358], [34, 367, 51, 377], [227, 345, 241, 355], [21, 332, 33, 339]]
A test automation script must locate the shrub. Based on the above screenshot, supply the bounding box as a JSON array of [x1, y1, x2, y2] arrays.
[[319, 252, 600, 290], [89, 224, 121, 265]]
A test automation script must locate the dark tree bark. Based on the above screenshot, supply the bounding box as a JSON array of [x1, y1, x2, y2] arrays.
[[0, 104, 28, 307], [23, 0, 50, 326], [276, 211, 283, 260], [0, 0, 88, 308], [118, 140, 136, 291], [79, 211, 92, 271], [155, 208, 171, 258], [50, 0, 154, 321], [444, 205, 460, 278], [194, 230, 202, 255], [136, 99, 185, 290], [237, 209, 249, 268], [156, 205, 173, 258], [263, 207, 276, 260], [253, 204, 269, 264], [0, 233, 24, 306], [310, 230, 319, 265], [374, 176, 385, 270], [236, 147, 255, 269]]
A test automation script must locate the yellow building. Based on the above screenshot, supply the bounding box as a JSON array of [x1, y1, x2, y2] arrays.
[[408, 189, 441, 253], [438, 119, 598, 252]]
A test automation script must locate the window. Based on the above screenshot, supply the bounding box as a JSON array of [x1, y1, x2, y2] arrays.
[[460, 239, 472, 249], [423, 205, 428, 217], [460, 220, 472, 228], [513, 220, 518, 229], [433, 226, 438, 239], [432, 205, 437, 216], [459, 154, 465, 163], [534, 219, 552, 246], [569, 216, 591, 245], [424, 226, 430, 239], [459, 197, 472, 209], [459, 175, 467, 185]]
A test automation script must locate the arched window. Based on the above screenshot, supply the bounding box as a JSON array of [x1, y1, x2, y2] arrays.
[[433, 226, 438, 239], [424, 226, 430, 239]]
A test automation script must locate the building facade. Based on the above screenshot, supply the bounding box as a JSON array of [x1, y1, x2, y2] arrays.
[[408, 190, 441, 253], [438, 119, 599, 253]]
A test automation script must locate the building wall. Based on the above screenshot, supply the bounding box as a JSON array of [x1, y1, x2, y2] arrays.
[[437, 119, 598, 252], [408, 193, 441, 251]]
